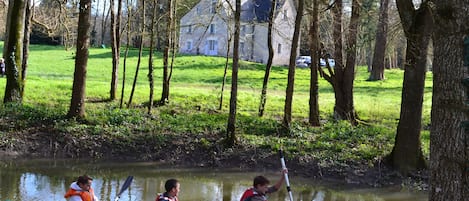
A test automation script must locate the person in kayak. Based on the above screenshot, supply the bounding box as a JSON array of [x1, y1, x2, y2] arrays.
[[64, 175, 99, 201], [239, 169, 287, 201], [156, 178, 180, 201]]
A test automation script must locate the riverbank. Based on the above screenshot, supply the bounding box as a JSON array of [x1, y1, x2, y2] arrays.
[[0, 118, 428, 191]]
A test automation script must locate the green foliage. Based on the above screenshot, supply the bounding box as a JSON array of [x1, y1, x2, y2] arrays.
[[0, 43, 433, 166]]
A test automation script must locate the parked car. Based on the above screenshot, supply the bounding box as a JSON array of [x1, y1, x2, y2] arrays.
[[295, 56, 311, 68], [296, 56, 335, 68], [320, 58, 335, 67]]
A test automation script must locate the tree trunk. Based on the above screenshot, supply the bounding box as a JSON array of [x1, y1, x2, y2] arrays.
[[226, 0, 241, 146], [3, 0, 26, 103], [282, 0, 304, 128], [160, 0, 173, 105], [308, 0, 320, 126], [148, 0, 157, 114], [369, 0, 389, 81], [110, 0, 118, 100], [430, 0, 469, 200], [330, 0, 359, 124], [127, 0, 145, 108], [67, 0, 91, 118], [21, 0, 32, 97], [219, 34, 231, 110], [120, 0, 132, 108], [258, 0, 276, 117], [390, 0, 432, 174], [100, 0, 109, 45]]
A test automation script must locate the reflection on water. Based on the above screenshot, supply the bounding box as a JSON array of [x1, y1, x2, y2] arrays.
[[0, 159, 427, 201]]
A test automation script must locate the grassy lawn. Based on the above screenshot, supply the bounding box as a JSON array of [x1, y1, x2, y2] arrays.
[[0, 43, 433, 166]]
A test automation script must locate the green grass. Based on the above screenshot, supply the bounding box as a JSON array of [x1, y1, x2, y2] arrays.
[[0, 43, 433, 164]]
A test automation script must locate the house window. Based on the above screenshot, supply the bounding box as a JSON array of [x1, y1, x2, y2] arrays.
[[240, 42, 245, 54], [211, 0, 217, 14], [283, 9, 288, 20], [208, 40, 217, 51], [278, 43, 282, 54], [187, 25, 192, 33], [210, 24, 216, 34], [186, 41, 192, 50]]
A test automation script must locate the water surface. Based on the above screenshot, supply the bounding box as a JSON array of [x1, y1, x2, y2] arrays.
[[0, 159, 427, 201]]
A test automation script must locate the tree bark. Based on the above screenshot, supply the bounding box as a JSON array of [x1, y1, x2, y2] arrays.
[[308, 0, 320, 126], [109, 0, 123, 100], [148, 0, 157, 114], [226, 0, 241, 146], [219, 34, 232, 110], [283, 0, 304, 128], [258, 0, 276, 117], [369, 0, 389, 81], [3, 0, 26, 103], [21, 0, 32, 97], [430, 0, 469, 200], [120, 0, 132, 108], [127, 0, 145, 108], [390, 0, 432, 174], [326, 0, 359, 124], [67, 0, 91, 118], [160, 0, 173, 105]]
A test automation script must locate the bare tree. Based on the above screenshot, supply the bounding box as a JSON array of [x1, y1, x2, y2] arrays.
[[369, 0, 390, 80], [257, 0, 277, 117], [430, 1, 469, 200], [120, 0, 133, 108], [21, 0, 33, 97], [308, 0, 320, 126], [226, 0, 241, 146], [160, 0, 174, 105], [389, 0, 432, 173], [67, 0, 92, 118], [147, 0, 158, 114], [3, 0, 26, 103], [127, 0, 145, 108], [318, 0, 360, 125], [110, 0, 123, 100], [283, 0, 304, 128]]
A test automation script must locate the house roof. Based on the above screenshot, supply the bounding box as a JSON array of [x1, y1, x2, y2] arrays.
[[241, 0, 286, 23]]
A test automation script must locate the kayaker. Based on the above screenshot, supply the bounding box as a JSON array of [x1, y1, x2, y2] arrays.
[[239, 169, 287, 201], [64, 175, 99, 201], [156, 178, 180, 201]]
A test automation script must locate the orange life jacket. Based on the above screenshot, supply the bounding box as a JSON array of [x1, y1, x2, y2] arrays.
[[64, 187, 95, 201]]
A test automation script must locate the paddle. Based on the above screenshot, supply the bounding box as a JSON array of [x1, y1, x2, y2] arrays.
[[279, 149, 293, 201], [114, 176, 134, 201]]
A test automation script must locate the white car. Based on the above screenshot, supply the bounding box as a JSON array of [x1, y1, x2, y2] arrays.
[[320, 58, 335, 67], [295, 56, 311, 68], [296, 56, 335, 68]]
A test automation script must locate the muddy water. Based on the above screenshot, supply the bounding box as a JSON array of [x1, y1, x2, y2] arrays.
[[0, 159, 427, 201]]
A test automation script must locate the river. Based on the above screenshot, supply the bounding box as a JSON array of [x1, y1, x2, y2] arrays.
[[0, 159, 427, 201]]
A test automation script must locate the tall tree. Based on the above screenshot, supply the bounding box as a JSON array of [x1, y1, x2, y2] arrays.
[[430, 0, 469, 200], [120, 0, 133, 108], [21, 0, 33, 97], [389, 0, 432, 173], [283, 0, 304, 128], [127, 0, 145, 108], [226, 0, 241, 146], [3, 0, 27, 103], [109, 0, 123, 100], [148, 0, 158, 114], [160, 0, 173, 105], [318, 0, 360, 125], [369, 0, 390, 80], [258, 0, 277, 117], [308, 0, 320, 126], [100, 0, 109, 45], [67, 0, 92, 118]]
